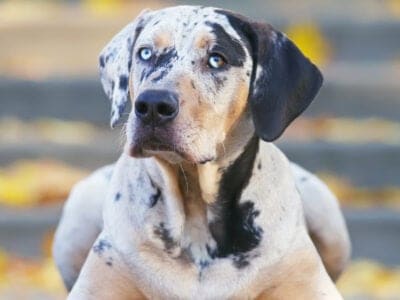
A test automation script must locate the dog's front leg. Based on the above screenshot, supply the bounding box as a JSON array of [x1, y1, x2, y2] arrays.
[[256, 234, 343, 300], [68, 232, 144, 300], [53, 166, 113, 290]]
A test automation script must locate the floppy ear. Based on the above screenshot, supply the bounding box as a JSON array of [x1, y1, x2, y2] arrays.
[[248, 24, 323, 141], [99, 10, 151, 128], [218, 11, 323, 141]]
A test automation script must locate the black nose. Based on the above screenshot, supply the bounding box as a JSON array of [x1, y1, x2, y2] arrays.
[[135, 90, 179, 126]]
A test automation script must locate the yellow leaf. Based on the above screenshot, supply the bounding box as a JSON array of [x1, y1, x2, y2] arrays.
[[387, 0, 400, 18], [83, 0, 124, 16], [285, 22, 331, 66], [0, 160, 87, 208]]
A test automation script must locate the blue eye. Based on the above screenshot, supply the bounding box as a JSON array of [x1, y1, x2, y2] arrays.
[[139, 47, 153, 61], [208, 53, 226, 69]]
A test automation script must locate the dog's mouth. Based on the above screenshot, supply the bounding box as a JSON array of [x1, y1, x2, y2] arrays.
[[130, 134, 173, 154], [128, 131, 191, 162], [128, 126, 215, 164]]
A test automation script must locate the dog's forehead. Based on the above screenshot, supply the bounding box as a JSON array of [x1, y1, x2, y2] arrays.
[[139, 6, 239, 48]]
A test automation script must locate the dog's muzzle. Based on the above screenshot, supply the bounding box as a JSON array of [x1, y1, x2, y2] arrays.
[[135, 90, 179, 126]]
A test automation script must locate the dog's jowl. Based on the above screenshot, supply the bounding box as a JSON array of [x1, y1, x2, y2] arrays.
[[54, 6, 350, 300]]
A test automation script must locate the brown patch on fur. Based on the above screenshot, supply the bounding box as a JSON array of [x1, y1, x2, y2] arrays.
[[223, 80, 250, 134], [176, 74, 218, 130], [194, 30, 212, 49], [153, 31, 173, 49], [197, 163, 221, 204]]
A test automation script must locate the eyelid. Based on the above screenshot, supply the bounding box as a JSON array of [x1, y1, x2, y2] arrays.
[[208, 48, 228, 62], [136, 44, 154, 54]]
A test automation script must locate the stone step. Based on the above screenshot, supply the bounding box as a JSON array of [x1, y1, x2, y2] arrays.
[[279, 142, 400, 188], [306, 63, 400, 120]]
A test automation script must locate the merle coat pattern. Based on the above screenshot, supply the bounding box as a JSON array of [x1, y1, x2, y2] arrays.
[[53, 6, 350, 300]]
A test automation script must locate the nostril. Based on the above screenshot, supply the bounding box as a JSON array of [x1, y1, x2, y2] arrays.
[[135, 101, 148, 115], [157, 102, 176, 117]]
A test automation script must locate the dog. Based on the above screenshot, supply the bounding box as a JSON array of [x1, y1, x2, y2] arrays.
[[53, 6, 351, 299]]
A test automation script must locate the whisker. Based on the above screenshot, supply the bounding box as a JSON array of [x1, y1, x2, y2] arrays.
[[179, 163, 189, 194]]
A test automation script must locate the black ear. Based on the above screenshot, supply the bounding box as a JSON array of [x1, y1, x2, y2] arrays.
[[249, 24, 323, 141], [218, 11, 323, 141], [99, 9, 151, 128]]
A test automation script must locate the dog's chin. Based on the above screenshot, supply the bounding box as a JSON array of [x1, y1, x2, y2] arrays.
[[127, 140, 215, 165]]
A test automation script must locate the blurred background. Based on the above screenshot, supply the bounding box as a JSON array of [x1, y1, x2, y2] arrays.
[[0, 0, 400, 299]]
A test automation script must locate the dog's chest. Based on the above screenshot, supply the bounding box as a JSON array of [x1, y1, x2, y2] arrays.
[[179, 180, 218, 269]]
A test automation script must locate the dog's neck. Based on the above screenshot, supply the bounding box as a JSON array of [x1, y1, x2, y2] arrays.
[[149, 113, 261, 259], [157, 112, 256, 205]]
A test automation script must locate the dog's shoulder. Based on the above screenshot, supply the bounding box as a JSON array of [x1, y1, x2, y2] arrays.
[[252, 141, 298, 194]]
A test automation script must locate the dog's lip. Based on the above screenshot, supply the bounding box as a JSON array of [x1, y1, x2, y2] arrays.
[[129, 135, 179, 157], [129, 137, 206, 163], [129, 133, 215, 164]]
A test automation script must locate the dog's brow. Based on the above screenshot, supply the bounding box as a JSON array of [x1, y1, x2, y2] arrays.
[[205, 21, 246, 67], [153, 31, 173, 48]]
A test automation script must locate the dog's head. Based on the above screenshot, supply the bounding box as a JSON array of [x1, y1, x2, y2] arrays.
[[99, 6, 322, 163]]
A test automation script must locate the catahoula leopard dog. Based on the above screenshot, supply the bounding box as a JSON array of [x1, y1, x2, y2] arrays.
[[53, 6, 351, 300]]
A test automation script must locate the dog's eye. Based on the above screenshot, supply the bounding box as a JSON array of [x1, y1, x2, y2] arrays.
[[138, 47, 153, 61], [208, 53, 226, 69]]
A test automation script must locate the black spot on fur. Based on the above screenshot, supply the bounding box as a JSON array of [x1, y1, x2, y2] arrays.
[[99, 55, 105, 68], [128, 59, 132, 70], [211, 73, 226, 91], [154, 222, 177, 253], [257, 161, 262, 170], [206, 244, 217, 259], [149, 187, 162, 208], [110, 80, 115, 94], [141, 48, 178, 83], [199, 157, 213, 164], [199, 260, 209, 270], [232, 253, 251, 268], [205, 21, 246, 68], [106, 256, 113, 267], [301, 176, 308, 182], [156, 48, 177, 69], [209, 136, 263, 260], [114, 192, 121, 201], [140, 69, 146, 82], [190, 80, 196, 90], [93, 239, 112, 255], [119, 75, 128, 90], [105, 52, 114, 63], [151, 68, 169, 83]]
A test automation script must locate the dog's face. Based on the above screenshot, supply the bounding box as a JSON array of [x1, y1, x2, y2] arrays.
[[99, 6, 323, 163]]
